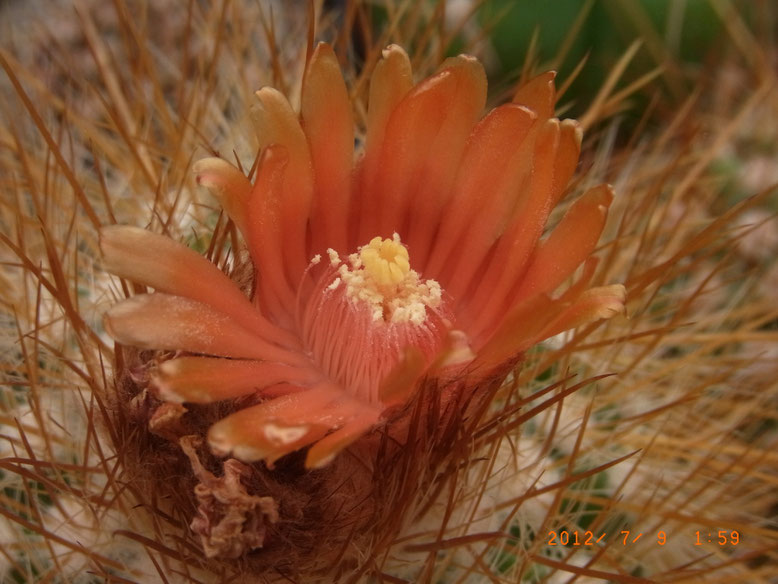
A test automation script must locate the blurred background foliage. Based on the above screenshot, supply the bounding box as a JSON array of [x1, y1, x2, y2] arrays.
[[481, 0, 724, 83], [364, 0, 767, 126], [478, 0, 744, 119]]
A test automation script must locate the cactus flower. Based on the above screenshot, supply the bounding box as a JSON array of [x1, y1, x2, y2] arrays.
[[102, 43, 625, 469]]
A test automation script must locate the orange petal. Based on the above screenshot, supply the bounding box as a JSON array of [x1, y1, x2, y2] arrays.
[[476, 284, 625, 371], [252, 87, 313, 280], [512, 184, 614, 301], [430, 329, 476, 372], [305, 409, 381, 469], [404, 55, 488, 265], [550, 120, 583, 206], [513, 71, 556, 119], [152, 357, 318, 403], [466, 118, 562, 338], [357, 45, 413, 249], [475, 294, 557, 370], [471, 121, 584, 339], [192, 157, 251, 234], [104, 293, 306, 365], [302, 43, 354, 254], [377, 347, 427, 406], [100, 225, 297, 348], [244, 146, 296, 321], [207, 383, 355, 463], [364, 45, 413, 160], [536, 284, 626, 340], [359, 57, 486, 247], [424, 104, 537, 290]]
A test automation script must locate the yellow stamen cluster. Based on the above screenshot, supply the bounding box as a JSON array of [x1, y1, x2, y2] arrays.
[[327, 234, 442, 325], [360, 236, 410, 286]]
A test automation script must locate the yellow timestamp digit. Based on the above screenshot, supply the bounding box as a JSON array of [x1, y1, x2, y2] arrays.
[[657, 531, 666, 545]]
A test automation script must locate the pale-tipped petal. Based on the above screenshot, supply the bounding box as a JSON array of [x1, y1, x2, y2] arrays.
[[403, 55, 488, 264], [430, 329, 476, 372], [243, 146, 296, 320], [253, 86, 308, 151], [100, 225, 297, 348], [551, 120, 583, 205], [359, 57, 486, 246], [425, 104, 537, 288], [466, 118, 562, 338], [302, 43, 354, 254], [192, 157, 252, 234], [152, 357, 319, 404], [536, 284, 627, 340], [474, 294, 558, 370], [252, 87, 313, 281], [513, 70, 557, 119], [207, 384, 359, 463], [364, 45, 413, 160], [305, 410, 381, 469], [512, 184, 614, 300], [104, 293, 306, 365]]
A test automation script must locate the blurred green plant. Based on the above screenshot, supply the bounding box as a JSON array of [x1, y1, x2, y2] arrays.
[[480, 0, 725, 117]]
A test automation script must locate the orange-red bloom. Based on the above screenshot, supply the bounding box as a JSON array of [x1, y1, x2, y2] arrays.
[[103, 44, 624, 469]]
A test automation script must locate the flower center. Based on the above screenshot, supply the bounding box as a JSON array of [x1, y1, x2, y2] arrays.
[[330, 233, 442, 325], [360, 235, 410, 286], [301, 234, 450, 404]]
